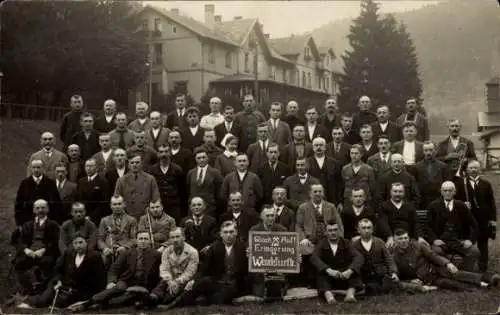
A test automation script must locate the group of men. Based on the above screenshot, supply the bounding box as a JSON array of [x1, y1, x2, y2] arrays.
[[9, 92, 499, 311]]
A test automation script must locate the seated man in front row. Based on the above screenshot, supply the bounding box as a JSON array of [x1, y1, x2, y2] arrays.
[[177, 221, 248, 306], [352, 219, 399, 295], [137, 200, 176, 252], [426, 181, 479, 272], [77, 231, 161, 311], [148, 228, 199, 308], [392, 228, 500, 292], [311, 220, 363, 304], [58, 202, 97, 253], [17, 234, 105, 309], [97, 195, 137, 268], [13, 199, 60, 295]]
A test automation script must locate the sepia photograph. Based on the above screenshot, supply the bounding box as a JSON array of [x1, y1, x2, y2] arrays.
[[0, 0, 499, 314]]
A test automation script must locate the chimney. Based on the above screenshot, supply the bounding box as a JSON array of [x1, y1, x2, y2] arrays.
[[205, 4, 215, 29], [264, 33, 270, 39], [486, 77, 500, 112], [234, 16, 242, 20], [171, 8, 179, 15], [215, 15, 222, 23]]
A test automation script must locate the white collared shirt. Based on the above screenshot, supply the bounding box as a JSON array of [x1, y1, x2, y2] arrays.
[[445, 200, 454, 211], [313, 202, 323, 215], [178, 109, 185, 117], [380, 152, 390, 163], [88, 173, 98, 181], [232, 212, 241, 220], [353, 206, 364, 216], [171, 148, 180, 155], [274, 205, 284, 216], [160, 164, 169, 174], [189, 126, 199, 136], [225, 245, 233, 255], [237, 171, 247, 182], [138, 118, 147, 125], [223, 150, 238, 158], [450, 137, 459, 149], [75, 254, 85, 268], [379, 121, 388, 132], [225, 121, 233, 132], [364, 142, 373, 152], [352, 164, 362, 173], [33, 176, 42, 184], [307, 124, 316, 140], [402, 140, 416, 165], [329, 242, 338, 255], [37, 216, 47, 227], [271, 119, 280, 129], [361, 239, 373, 251], [151, 128, 160, 138], [259, 139, 268, 151], [105, 115, 114, 123], [56, 179, 65, 189], [43, 149, 53, 158], [197, 165, 208, 182], [116, 167, 126, 177], [102, 150, 112, 163], [315, 155, 325, 169], [391, 200, 403, 210], [469, 176, 480, 189]]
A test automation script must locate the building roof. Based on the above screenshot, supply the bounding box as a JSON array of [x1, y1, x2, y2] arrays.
[[143, 5, 238, 47], [217, 18, 257, 44], [268, 34, 310, 56], [478, 111, 500, 128]]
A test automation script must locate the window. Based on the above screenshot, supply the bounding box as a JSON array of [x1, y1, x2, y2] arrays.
[[304, 47, 310, 57], [283, 69, 287, 83], [154, 18, 161, 31], [174, 81, 188, 93], [173, 26, 177, 34], [151, 83, 159, 97], [294, 70, 299, 85], [326, 77, 330, 92], [225, 51, 232, 68], [302, 71, 306, 87], [270, 65, 276, 79], [141, 19, 148, 30], [307, 73, 311, 88], [325, 55, 330, 66], [154, 43, 163, 64], [244, 53, 250, 72], [208, 45, 215, 65]]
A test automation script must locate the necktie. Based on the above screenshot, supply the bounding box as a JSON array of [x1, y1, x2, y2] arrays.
[[58, 181, 63, 191], [315, 205, 321, 215], [114, 216, 121, 229], [335, 143, 340, 153], [197, 168, 203, 185], [118, 131, 126, 149], [44, 151, 50, 159], [447, 201, 452, 211], [35, 177, 41, 185]]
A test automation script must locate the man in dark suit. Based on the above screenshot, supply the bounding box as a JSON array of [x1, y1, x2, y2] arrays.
[[126, 131, 158, 171], [54, 163, 78, 224], [220, 191, 260, 244], [341, 188, 377, 240], [304, 106, 329, 142], [308, 137, 342, 209], [80, 231, 161, 310], [352, 219, 399, 295], [17, 234, 105, 310], [391, 122, 424, 174], [270, 186, 295, 231], [169, 131, 193, 173], [359, 124, 378, 162], [12, 199, 60, 295], [92, 134, 115, 175], [194, 129, 223, 167], [283, 100, 305, 132], [352, 96, 377, 133], [311, 220, 363, 303], [454, 160, 496, 272], [181, 197, 218, 252], [378, 183, 426, 248], [165, 93, 188, 130], [318, 98, 341, 142], [105, 148, 127, 193], [326, 127, 351, 168], [214, 105, 242, 148], [283, 158, 321, 211], [256, 143, 291, 204], [149, 144, 186, 223], [15, 159, 61, 226], [247, 123, 271, 172], [396, 98, 429, 142], [267, 101, 292, 147], [414, 141, 451, 209], [425, 181, 480, 272], [370, 105, 402, 143], [66, 144, 86, 183], [378, 154, 421, 209], [146, 111, 171, 150], [177, 220, 249, 306], [94, 99, 117, 134], [186, 148, 223, 218], [70, 112, 101, 160], [280, 124, 313, 170], [77, 158, 110, 225], [436, 119, 477, 176], [180, 107, 206, 152], [340, 112, 361, 145], [341, 145, 378, 206], [60, 94, 84, 147], [366, 136, 392, 179], [234, 94, 266, 152]]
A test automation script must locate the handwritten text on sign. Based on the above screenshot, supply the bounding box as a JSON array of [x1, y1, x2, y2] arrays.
[[248, 231, 300, 274]]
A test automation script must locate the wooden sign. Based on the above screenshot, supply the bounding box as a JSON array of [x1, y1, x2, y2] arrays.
[[248, 231, 300, 274]]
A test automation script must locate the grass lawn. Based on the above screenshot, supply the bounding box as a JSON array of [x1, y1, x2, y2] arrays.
[[0, 119, 499, 314]]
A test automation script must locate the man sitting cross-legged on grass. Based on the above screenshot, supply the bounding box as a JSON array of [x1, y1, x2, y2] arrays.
[[12, 199, 60, 295], [352, 219, 400, 295], [72, 231, 161, 311], [311, 220, 364, 304], [17, 234, 105, 309], [148, 227, 199, 308], [392, 228, 500, 292]]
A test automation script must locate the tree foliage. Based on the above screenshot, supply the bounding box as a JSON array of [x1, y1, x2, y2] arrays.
[[338, 0, 422, 118], [1, 1, 148, 109]]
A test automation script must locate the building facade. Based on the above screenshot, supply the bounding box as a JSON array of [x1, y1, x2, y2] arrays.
[[136, 4, 342, 110]]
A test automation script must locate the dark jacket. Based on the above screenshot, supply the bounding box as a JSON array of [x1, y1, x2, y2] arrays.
[[108, 247, 161, 290], [311, 237, 364, 274]]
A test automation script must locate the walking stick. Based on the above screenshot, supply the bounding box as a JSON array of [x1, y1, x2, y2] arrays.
[[145, 206, 155, 248], [49, 288, 60, 314]]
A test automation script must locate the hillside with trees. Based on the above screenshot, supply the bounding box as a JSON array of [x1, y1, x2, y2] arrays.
[[311, 0, 500, 133]]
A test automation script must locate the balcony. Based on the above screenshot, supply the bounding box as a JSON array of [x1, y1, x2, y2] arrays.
[[151, 30, 162, 38]]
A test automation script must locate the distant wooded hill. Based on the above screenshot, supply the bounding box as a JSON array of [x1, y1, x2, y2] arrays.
[[310, 0, 500, 133]]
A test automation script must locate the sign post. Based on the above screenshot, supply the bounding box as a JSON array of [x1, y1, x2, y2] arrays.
[[248, 231, 300, 274]]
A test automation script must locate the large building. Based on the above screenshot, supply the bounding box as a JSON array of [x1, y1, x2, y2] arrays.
[[136, 4, 342, 108]]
